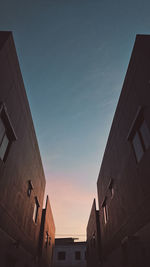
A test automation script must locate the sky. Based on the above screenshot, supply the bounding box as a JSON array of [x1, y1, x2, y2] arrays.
[[0, 0, 150, 240]]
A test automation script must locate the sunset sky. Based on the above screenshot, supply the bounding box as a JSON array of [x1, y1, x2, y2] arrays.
[[0, 0, 150, 240]]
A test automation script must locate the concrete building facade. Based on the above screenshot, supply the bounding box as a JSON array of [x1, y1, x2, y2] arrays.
[[86, 199, 101, 267], [39, 196, 55, 267], [53, 238, 86, 267], [97, 35, 150, 267], [0, 31, 55, 267]]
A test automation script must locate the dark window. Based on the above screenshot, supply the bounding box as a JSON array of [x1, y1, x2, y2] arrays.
[[93, 232, 96, 248], [27, 180, 33, 197], [127, 107, 150, 163], [58, 251, 66, 260], [109, 180, 114, 198], [131, 120, 150, 162], [33, 197, 40, 223], [0, 103, 17, 162], [132, 132, 144, 162], [75, 251, 81, 260], [0, 123, 9, 160], [139, 120, 150, 149]]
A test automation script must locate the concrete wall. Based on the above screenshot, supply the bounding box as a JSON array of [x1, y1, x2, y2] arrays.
[[39, 196, 55, 267], [86, 199, 101, 267], [0, 32, 46, 266], [97, 35, 150, 266]]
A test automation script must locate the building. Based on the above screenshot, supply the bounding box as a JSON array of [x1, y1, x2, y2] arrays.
[[97, 35, 150, 267], [0, 31, 55, 267], [86, 199, 101, 267], [53, 238, 86, 267], [39, 196, 55, 267]]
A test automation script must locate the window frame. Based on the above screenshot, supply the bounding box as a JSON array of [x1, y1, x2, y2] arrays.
[[92, 232, 96, 248], [33, 197, 40, 224], [108, 179, 114, 199], [127, 107, 150, 163], [103, 204, 108, 224], [27, 180, 33, 197], [45, 231, 49, 248], [0, 103, 17, 162], [102, 198, 108, 225], [132, 129, 145, 162], [0, 127, 9, 161]]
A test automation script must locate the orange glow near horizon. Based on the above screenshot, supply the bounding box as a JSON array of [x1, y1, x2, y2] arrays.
[[44, 172, 96, 241]]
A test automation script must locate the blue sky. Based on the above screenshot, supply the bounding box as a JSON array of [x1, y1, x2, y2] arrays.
[[1, 0, 150, 239]]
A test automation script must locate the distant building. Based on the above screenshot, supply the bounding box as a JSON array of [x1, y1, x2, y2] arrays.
[[97, 35, 150, 266], [39, 196, 55, 267], [0, 31, 55, 267], [86, 199, 101, 267], [53, 238, 86, 267]]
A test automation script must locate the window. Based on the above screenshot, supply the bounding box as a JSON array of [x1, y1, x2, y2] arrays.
[[45, 232, 48, 248], [92, 232, 96, 248], [102, 198, 108, 224], [33, 197, 40, 223], [103, 205, 108, 224], [75, 251, 81, 260], [58, 251, 66, 260], [132, 131, 144, 162], [0, 120, 9, 160], [45, 232, 51, 247], [127, 107, 150, 163], [131, 120, 150, 162], [109, 180, 114, 198], [0, 103, 17, 162], [27, 180, 33, 197]]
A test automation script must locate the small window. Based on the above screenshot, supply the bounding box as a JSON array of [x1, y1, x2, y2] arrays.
[[27, 180, 33, 197], [102, 198, 108, 224], [0, 132, 9, 160], [45, 233, 51, 247], [0, 103, 17, 162], [0, 117, 5, 140], [103, 205, 108, 224], [92, 232, 96, 248], [33, 197, 40, 223], [45, 232, 48, 248], [58, 251, 66, 260], [139, 120, 150, 149], [127, 107, 150, 163], [132, 131, 144, 162], [75, 251, 81, 260], [131, 120, 150, 162]]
